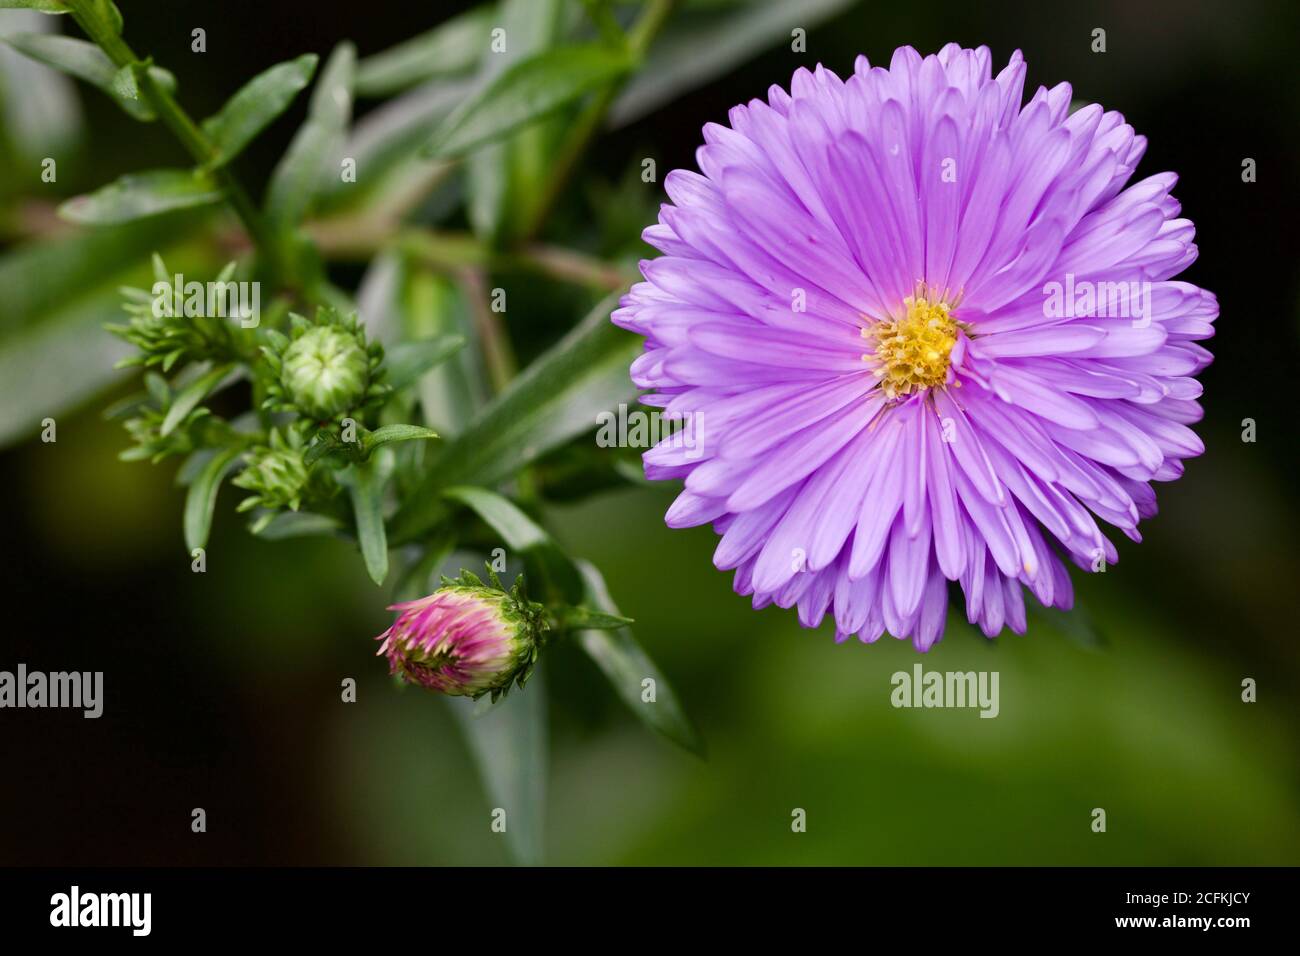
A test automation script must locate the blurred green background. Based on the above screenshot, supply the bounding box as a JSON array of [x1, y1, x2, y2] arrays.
[[1, 0, 1297, 865]]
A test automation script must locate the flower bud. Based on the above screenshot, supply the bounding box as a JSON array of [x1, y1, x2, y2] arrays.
[[375, 574, 547, 699], [280, 325, 371, 420], [233, 429, 309, 516]]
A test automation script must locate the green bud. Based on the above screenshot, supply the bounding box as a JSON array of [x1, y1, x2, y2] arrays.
[[280, 325, 371, 420], [233, 430, 310, 515]]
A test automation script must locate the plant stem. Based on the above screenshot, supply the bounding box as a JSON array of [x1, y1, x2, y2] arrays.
[[518, 0, 675, 240], [66, 0, 284, 279], [457, 266, 515, 395]]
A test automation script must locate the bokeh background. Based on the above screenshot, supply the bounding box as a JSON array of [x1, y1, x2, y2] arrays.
[[1, 0, 1298, 865]]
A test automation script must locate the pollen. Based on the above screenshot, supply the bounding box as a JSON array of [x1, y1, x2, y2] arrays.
[[861, 289, 962, 400]]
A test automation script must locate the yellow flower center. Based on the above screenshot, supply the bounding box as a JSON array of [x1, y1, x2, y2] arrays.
[[861, 293, 961, 400]]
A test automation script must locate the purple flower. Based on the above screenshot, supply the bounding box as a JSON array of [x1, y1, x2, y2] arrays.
[[614, 45, 1216, 651], [375, 574, 545, 698]]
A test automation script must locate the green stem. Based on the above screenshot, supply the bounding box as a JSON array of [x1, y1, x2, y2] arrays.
[[457, 266, 516, 395], [66, 0, 285, 279], [518, 0, 675, 240]]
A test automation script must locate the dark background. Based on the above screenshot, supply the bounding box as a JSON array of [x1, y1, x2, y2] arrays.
[[1, 0, 1297, 864]]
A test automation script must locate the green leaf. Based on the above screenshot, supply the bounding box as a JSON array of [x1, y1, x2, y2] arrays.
[[265, 42, 353, 229], [425, 43, 634, 159], [0, 219, 179, 336], [0, 33, 165, 120], [318, 78, 469, 211], [143, 369, 169, 407], [251, 511, 343, 540], [464, 0, 565, 243], [610, 0, 855, 127], [160, 363, 236, 437], [554, 605, 634, 631], [109, 60, 177, 118], [363, 424, 439, 454], [354, 4, 493, 96], [391, 529, 456, 603], [443, 484, 550, 550], [200, 53, 317, 169], [0, 11, 81, 172], [574, 560, 704, 756], [447, 667, 547, 865], [401, 270, 489, 440], [442, 485, 582, 604], [78, 0, 122, 33], [384, 334, 465, 391], [175, 447, 214, 486], [59, 169, 224, 225], [0, 2, 70, 12], [580, 0, 626, 46], [184, 445, 242, 552], [389, 293, 637, 544], [0, 290, 130, 445], [0, 225, 215, 447], [347, 456, 389, 585]]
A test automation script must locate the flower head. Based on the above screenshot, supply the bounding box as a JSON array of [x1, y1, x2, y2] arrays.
[[375, 572, 546, 699], [261, 308, 388, 422], [614, 45, 1216, 651]]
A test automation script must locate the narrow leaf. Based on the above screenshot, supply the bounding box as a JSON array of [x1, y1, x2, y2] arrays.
[[184, 445, 242, 552], [252, 511, 343, 540], [447, 668, 547, 866], [0, 223, 213, 447], [0, 9, 81, 168], [441, 484, 582, 604], [0, 33, 163, 119], [465, 0, 565, 242], [0, 291, 130, 445], [384, 334, 465, 391], [389, 293, 637, 543], [109, 60, 176, 117], [425, 44, 633, 159], [265, 42, 353, 229], [611, 0, 855, 128], [348, 457, 389, 585], [443, 484, 550, 550], [354, 5, 492, 96], [200, 53, 317, 168], [59, 169, 223, 225], [363, 423, 439, 453], [83, 0, 122, 34], [319, 78, 469, 210], [175, 447, 214, 487], [160, 363, 237, 436], [0, 214, 181, 333], [0, 2, 70, 12], [555, 605, 634, 631], [574, 560, 704, 756]]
